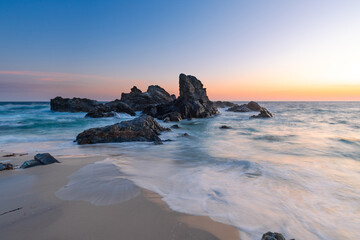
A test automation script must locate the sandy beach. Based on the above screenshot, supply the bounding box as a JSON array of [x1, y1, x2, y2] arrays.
[[0, 152, 240, 240]]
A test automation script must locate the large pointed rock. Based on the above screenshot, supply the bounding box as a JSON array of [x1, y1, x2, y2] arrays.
[[76, 115, 170, 144], [143, 74, 218, 120]]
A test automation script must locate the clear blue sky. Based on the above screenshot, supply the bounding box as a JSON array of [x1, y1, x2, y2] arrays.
[[1, 0, 360, 101]]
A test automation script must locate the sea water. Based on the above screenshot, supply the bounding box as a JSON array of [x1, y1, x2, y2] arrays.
[[1, 101, 360, 239]]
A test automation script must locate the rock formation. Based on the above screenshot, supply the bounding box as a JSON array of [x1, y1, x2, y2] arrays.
[[143, 74, 219, 121], [251, 108, 273, 118], [261, 232, 288, 240], [121, 85, 174, 111], [20, 153, 59, 169], [76, 115, 170, 144], [227, 101, 262, 112], [50, 96, 101, 112], [213, 101, 237, 108], [85, 100, 136, 118]]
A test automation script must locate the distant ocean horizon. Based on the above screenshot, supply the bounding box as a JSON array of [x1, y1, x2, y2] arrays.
[[1, 101, 360, 239]]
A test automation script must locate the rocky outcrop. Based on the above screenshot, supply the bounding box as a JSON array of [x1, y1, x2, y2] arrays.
[[76, 115, 170, 144], [0, 163, 13, 171], [251, 108, 273, 118], [227, 101, 262, 112], [121, 85, 174, 111], [261, 232, 287, 240], [143, 74, 219, 121], [104, 100, 136, 116], [50, 96, 101, 112], [213, 101, 237, 108], [20, 153, 59, 169], [85, 109, 115, 118]]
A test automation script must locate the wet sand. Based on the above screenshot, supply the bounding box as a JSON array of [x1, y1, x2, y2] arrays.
[[0, 152, 240, 240]]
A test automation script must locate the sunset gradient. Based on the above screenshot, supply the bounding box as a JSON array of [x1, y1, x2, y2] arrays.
[[1, 0, 360, 101]]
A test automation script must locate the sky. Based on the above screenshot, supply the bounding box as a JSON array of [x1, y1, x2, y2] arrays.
[[1, 0, 360, 101]]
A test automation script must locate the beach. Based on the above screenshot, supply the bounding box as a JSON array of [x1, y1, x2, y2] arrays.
[[0, 153, 240, 240]]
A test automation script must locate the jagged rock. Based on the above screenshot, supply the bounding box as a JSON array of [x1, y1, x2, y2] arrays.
[[251, 108, 273, 118], [121, 85, 174, 111], [261, 232, 287, 240], [227, 101, 262, 112], [171, 124, 180, 129], [143, 74, 218, 120], [220, 125, 231, 129], [104, 100, 136, 116], [213, 101, 237, 108], [50, 96, 101, 112], [0, 163, 13, 171], [34, 153, 60, 165], [76, 115, 170, 144]]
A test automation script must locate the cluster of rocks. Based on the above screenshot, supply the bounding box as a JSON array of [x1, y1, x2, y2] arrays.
[[21, 153, 59, 169], [51, 97, 136, 118], [215, 100, 273, 119], [143, 74, 219, 121], [121, 85, 175, 111], [76, 115, 170, 144]]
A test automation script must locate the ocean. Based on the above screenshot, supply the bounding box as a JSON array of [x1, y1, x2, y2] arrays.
[[1, 101, 360, 239]]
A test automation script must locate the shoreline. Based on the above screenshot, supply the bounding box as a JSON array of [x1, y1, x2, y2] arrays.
[[0, 152, 240, 240]]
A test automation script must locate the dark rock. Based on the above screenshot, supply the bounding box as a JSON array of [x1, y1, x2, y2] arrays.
[[227, 101, 263, 112], [154, 140, 163, 145], [171, 124, 180, 129], [86, 109, 115, 118], [76, 115, 170, 144], [143, 74, 219, 120], [2, 153, 16, 157], [104, 100, 136, 116], [247, 101, 262, 111], [182, 133, 189, 137], [213, 101, 236, 108], [85, 100, 136, 118], [251, 108, 273, 118], [20, 160, 42, 169], [0, 163, 13, 171], [261, 232, 287, 240], [163, 112, 182, 122], [220, 125, 231, 129], [227, 104, 252, 112], [50, 96, 101, 112], [34, 153, 59, 165], [121, 85, 174, 111]]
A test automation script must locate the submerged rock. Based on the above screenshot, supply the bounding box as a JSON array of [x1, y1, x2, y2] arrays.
[[0, 163, 13, 171], [121, 85, 174, 111], [20, 153, 59, 169], [50, 96, 101, 112], [261, 232, 287, 240], [251, 108, 273, 118], [220, 125, 232, 129], [76, 115, 170, 144], [143, 74, 219, 121], [171, 124, 180, 129]]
